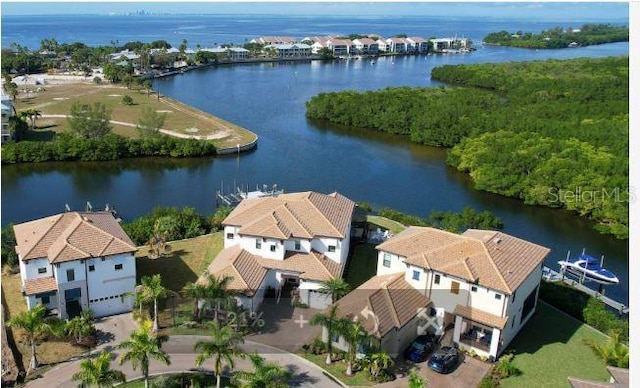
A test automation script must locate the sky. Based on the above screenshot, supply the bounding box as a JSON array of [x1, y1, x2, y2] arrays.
[[0, 1, 631, 20]]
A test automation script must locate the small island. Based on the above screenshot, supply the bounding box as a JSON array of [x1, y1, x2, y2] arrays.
[[482, 23, 628, 49]]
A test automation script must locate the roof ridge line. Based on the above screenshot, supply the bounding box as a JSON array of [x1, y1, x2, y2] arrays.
[[78, 212, 136, 251], [380, 275, 402, 329], [475, 234, 512, 293], [282, 203, 313, 238], [22, 213, 65, 260]]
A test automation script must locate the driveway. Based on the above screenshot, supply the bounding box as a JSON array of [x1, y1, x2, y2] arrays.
[[25, 312, 340, 388]]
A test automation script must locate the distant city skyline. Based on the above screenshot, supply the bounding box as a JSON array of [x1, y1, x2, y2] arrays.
[[0, 1, 630, 20]]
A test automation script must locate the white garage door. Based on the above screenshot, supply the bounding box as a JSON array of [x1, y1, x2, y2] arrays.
[[306, 289, 330, 309], [89, 296, 130, 318]]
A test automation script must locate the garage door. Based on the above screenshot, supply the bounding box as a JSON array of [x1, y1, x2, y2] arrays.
[[306, 289, 330, 309], [89, 295, 130, 318]]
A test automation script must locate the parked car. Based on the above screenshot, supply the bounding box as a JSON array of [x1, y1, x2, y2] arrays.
[[404, 334, 436, 363], [427, 346, 459, 374]]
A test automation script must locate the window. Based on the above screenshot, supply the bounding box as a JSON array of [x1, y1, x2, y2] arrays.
[[434, 274, 441, 285], [37, 294, 50, 304], [328, 245, 336, 253], [471, 286, 478, 292], [255, 239, 262, 249], [450, 281, 460, 295], [295, 240, 301, 250], [37, 267, 47, 274], [66, 269, 75, 282], [115, 264, 123, 271], [101, 257, 105, 262], [412, 270, 420, 281], [226, 233, 234, 240], [270, 245, 276, 252], [383, 253, 391, 268], [88, 265, 95, 272], [495, 293, 502, 300]]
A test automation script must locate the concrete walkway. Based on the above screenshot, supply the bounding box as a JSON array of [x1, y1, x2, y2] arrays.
[[25, 314, 341, 387]]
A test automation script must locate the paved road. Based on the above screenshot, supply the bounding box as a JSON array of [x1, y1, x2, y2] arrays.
[[25, 314, 342, 388]]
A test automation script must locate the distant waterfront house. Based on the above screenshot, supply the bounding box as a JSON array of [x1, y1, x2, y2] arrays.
[[406, 37, 429, 53], [14, 212, 137, 320], [203, 191, 356, 311], [326, 38, 353, 56], [385, 37, 408, 53], [200, 47, 249, 60], [264, 43, 312, 57], [1, 94, 14, 143], [352, 38, 380, 55], [251, 36, 298, 45], [109, 49, 140, 62], [430, 37, 471, 52], [332, 226, 549, 359]]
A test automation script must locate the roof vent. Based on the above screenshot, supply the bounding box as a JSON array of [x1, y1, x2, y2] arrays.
[[493, 237, 502, 244]]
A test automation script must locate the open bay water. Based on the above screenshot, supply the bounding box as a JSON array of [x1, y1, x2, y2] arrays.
[[0, 9, 630, 305]]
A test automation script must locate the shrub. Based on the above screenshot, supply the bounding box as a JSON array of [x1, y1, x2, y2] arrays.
[[122, 95, 134, 105]]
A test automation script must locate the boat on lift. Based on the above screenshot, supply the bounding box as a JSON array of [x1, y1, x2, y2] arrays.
[[558, 250, 619, 285]]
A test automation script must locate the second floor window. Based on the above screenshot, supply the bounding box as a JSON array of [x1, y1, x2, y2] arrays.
[[256, 239, 262, 249], [67, 269, 75, 282], [328, 245, 336, 253], [115, 264, 123, 271], [270, 245, 276, 252], [38, 267, 47, 274], [88, 265, 95, 272], [226, 233, 234, 239], [295, 240, 301, 250], [434, 274, 441, 284], [382, 253, 391, 267], [412, 270, 420, 281]]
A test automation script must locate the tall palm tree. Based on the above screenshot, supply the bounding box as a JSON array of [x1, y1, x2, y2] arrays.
[[117, 320, 170, 388], [231, 352, 292, 388], [203, 273, 235, 322], [7, 304, 51, 372], [182, 281, 209, 320], [319, 278, 351, 304], [336, 318, 370, 376], [194, 320, 245, 388], [72, 350, 126, 387], [137, 274, 169, 332], [310, 305, 341, 365]]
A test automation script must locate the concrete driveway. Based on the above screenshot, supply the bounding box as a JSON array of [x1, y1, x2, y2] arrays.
[[25, 312, 340, 388]]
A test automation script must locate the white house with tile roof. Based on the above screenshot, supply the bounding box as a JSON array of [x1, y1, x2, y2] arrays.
[[13, 211, 137, 319], [373, 226, 549, 359], [331, 226, 549, 359], [205, 191, 356, 311]]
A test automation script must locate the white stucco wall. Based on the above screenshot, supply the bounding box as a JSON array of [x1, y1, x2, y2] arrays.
[[311, 237, 344, 264], [20, 257, 52, 282], [86, 253, 136, 317], [376, 250, 406, 276], [499, 265, 543, 350]]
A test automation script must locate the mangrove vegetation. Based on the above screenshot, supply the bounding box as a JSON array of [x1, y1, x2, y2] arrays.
[[304, 56, 629, 238]]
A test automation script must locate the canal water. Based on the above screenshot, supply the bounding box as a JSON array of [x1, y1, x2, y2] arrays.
[[0, 12, 629, 305]]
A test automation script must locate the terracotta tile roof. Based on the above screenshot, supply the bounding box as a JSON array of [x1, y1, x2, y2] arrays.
[[453, 304, 508, 330], [408, 37, 427, 43], [204, 246, 268, 294], [204, 247, 344, 295], [354, 38, 377, 45], [224, 191, 355, 240], [14, 212, 136, 264], [377, 227, 549, 294], [333, 273, 431, 338], [23, 276, 57, 296]]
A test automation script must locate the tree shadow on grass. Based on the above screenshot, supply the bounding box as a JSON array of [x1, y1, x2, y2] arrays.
[[135, 249, 198, 291]]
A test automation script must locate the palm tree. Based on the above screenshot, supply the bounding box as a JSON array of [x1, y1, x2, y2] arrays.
[[194, 320, 246, 388], [117, 320, 170, 388], [310, 305, 341, 365], [319, 278, 351, 304], [203, 273, 235, 322], [66, 309, 95, 346], [137, 274, 169, 332], [336, 318, 370, 376], [7, 304, 51, 372], [231, 352, 292, 388], [363, 351, 394, 379], [182, 281, 209, 320], [72, 350, 126, 387], [584, 330, 629, 368]]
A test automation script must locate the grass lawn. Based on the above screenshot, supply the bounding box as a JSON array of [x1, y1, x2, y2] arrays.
[[301, 352, 374, 386], [344, 243, 378, 289], [15, 82, 257, 149], [367, 215, 406, 234], [135, 233, 223, 291], [502, 301, 611, 387]]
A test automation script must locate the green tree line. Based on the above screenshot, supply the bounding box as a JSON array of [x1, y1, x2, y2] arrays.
[[0, 133, 218, 164], [483, 23, 629, 49], [305, 56, 628, 238]]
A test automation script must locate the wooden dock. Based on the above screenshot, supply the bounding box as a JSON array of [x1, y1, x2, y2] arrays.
[[542, 266, 628, 315]]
